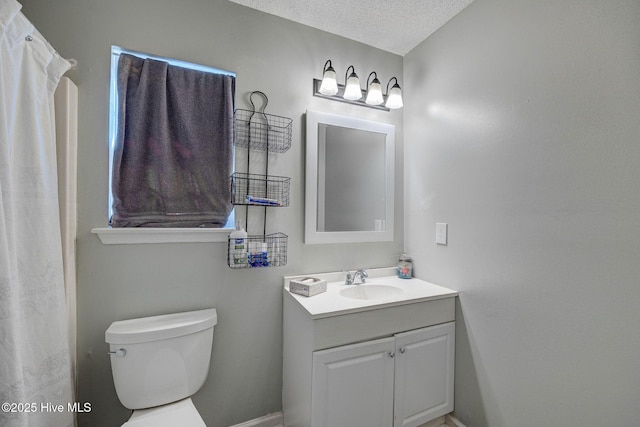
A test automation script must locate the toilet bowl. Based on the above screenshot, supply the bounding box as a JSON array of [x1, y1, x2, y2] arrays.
[[105, 308, 217, 427]]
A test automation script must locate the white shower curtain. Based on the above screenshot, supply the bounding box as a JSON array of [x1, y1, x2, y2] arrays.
[[0, 1, 74, 426]]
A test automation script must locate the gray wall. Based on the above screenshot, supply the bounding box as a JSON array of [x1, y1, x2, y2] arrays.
[[404, 0, 640, 426], [20, 1, 403, 426]]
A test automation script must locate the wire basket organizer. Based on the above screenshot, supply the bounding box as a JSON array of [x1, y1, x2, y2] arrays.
[[228, 91, 291, 269], [231, 172, 290, 207], [233, 92, 292, 153], [227, 232, 288, 269]]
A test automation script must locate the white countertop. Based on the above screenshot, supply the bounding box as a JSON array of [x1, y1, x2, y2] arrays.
[[284, 267, 459, 319]]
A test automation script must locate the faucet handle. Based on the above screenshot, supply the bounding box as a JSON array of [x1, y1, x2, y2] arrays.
[[343, 270, 354, 285], [352, 268, 368, 283]]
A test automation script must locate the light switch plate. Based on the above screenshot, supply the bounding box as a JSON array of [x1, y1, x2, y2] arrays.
[[436, 223, 448, 245]]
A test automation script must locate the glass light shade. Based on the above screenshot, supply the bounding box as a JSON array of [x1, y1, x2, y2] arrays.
[[343, 74, 362, 100], [385, 85, 403, 109], [319, 69, 338, 96], [365, 80, 384, 105]]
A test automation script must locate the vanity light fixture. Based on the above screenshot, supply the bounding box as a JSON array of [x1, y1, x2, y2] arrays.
[[312, 59, 403, 111], [385, 77, 403, 109], [365, 71, 384, 106]]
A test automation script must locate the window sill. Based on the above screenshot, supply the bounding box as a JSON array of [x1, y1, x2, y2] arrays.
[[92, 227, 231, 245]]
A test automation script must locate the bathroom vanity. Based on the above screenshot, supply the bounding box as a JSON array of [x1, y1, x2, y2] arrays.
[[282, 268, 458, 427]]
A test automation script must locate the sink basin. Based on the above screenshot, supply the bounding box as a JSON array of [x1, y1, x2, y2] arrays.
[[339, 284, 404, 300]]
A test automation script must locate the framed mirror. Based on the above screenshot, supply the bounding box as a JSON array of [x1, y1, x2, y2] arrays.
[[305, 110, 395, 244]]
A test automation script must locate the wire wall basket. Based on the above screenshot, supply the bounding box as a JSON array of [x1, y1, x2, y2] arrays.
[[231, 172, 290, 207], [233, 91, 292, 153], [228, 232, 288, 269]]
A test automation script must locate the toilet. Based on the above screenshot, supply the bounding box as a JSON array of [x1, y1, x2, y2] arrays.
[[105, 308, 217, 427]]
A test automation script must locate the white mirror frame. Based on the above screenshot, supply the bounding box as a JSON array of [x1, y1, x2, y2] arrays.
[[305, 110, 395, 244]]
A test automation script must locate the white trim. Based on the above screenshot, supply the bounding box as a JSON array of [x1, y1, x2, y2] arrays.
[[92, 227, 231, 244], [304, 110, 395, 244], [227, 412, 283, 427]]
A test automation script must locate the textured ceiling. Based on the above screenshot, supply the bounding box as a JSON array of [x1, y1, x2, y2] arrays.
[[228, 0, 474, 56]]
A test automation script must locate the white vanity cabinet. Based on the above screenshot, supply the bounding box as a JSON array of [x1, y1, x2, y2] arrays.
[[311, 322, 455, 427], [282, 271, 458, 427]]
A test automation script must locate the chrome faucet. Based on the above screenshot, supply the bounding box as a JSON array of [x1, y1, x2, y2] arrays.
[[345, 268, 368, 285]]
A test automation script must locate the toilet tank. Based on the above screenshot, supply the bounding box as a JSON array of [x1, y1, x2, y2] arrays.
[[105, 308, 217, 410]]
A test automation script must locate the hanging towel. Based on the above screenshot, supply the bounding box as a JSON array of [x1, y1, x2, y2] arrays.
[[111, 53, 235, 227]]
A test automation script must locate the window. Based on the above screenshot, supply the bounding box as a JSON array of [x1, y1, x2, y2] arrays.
[[108, 46, 236, 229]]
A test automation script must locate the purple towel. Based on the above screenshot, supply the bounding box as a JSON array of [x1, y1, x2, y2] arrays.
[[111, 53, 235, 227]]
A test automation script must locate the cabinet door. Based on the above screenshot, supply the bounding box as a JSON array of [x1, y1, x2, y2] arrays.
[[393, 322, 455, 427], [312, 337, 395, 427]]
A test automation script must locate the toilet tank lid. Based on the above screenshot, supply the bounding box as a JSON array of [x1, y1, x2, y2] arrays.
[[105, 308, 217, 345]]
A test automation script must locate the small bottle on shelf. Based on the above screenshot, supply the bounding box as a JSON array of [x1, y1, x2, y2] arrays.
[[229, 224, 247, 268]]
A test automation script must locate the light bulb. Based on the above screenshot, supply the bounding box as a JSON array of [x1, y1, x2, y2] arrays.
[[385, 78, 403, 109], [365, 72, 384, 105], [343, 66, 362, 101], [319, 68, 338, 96]]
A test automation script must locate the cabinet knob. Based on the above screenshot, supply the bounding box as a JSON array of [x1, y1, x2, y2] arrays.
[[388, 351, 395, 358], [399, 347, 406, 354]]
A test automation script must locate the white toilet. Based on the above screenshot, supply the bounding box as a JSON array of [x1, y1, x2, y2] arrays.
[[105, 308, 217, 427]]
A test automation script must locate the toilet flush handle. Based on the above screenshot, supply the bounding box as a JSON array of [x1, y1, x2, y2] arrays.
[[108, 348, 127, 358]]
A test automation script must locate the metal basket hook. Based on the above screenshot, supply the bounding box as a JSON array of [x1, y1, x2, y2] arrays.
[[249, 91, 269, 122]]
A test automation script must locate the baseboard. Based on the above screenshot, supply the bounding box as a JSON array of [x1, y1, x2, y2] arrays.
[[446, 413, 466, 427], [228, 411, 463, 427], [418, 416, 447, 427], [417, 413, 466, 427], [227, 412, 283, 427]]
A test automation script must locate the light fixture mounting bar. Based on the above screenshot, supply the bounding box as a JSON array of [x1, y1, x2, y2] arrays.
[[312, 79, 390, 111]]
